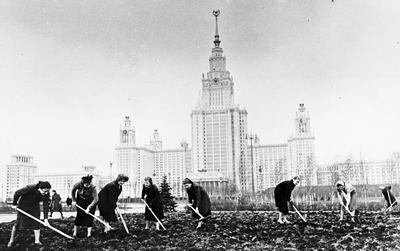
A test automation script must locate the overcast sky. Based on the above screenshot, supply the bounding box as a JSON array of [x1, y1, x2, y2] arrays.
[[1, 0, 399, 182]]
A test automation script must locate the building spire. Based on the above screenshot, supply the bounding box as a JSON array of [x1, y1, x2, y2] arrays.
[[212, 10, 221, 47]]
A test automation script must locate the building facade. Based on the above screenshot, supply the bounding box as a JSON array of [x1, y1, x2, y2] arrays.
[[189, 10, 248, 195], [249, 144, 289, 191], [316, 153, 400, 186], [6, 155, 37, 201], [115, 117, 189, 198], [35, 166, 101, 201]]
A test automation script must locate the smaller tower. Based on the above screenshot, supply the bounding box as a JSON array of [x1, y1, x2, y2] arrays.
[[295, 104, 311, 136], [150, 129, 162, 151], [120, 116, 136, 145]]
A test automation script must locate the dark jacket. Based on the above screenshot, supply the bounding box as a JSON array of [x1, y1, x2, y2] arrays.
[[13, 184, 50, 219], [51, 193, 61, 210], [98, 181, 122, 222], [186, 183, 211, 217], [382, 186, 397, 207], [274, 180, 296, 206], [142, 184, 164, 221]]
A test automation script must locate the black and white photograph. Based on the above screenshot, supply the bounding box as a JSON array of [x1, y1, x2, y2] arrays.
[[0, 0, 400, 250]]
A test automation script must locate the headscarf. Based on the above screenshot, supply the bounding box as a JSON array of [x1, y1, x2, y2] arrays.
[[81, 174, 93, 185], [183, 178, 193, 185], [37, 181, 51, 189], [116, 174, 129, 182], [144, 177, 153, 185]]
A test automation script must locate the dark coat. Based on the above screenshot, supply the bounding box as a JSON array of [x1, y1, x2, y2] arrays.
[[382, 187, 397, 207], [71, 182, 98, 227], [274, 180, 296, 214], [142, 184, 164, 221], [51, 193, 62, 211], [98, 181, 122, 222], [186, 183, 211, 219], [13, 184, 50, 230]]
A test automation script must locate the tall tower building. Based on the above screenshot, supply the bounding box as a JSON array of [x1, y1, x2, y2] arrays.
[[6, 155, 37, 201], [288, 104, 316, 185], [190, 10, 248, 195]]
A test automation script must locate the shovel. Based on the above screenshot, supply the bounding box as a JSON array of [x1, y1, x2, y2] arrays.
[[16, 208, 74, 239], [290, 202, 307, 222], [115, 207, 129, 233], [141, 199, 166, 230], [385, 200, 397, 212], [75, 204, 112, 229], [188, 205, 211, 222]]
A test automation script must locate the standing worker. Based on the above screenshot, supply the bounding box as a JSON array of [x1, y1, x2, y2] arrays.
[[7, 181, 52, 247], [183, 178, 211, 229], [274, 176, 301, 224], [98, 174, 129, 233], [379, 185, 397, 211], [50, 190, 64, 219], [71, 175, 98, 237], [141, 177, 164, 230], [336, 180, 357, 222]]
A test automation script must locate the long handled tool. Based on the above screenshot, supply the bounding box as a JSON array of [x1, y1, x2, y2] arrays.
[[75, 204, 112, 229], [385, 200, 397, 212], [290, 202, 307, 222], [141, 199, 166, 230], [115, 207, 129, 233], [188, 205, 211, 222], [16, 208, 74, 239]]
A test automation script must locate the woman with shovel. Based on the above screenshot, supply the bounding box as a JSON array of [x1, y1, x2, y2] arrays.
[[379, 185, 397, 211], [274, 176, 300, 224], [98, 174, 129, 233], [71, 175, 98, 237], [183, 178, 211, 229], [336, 180, 357, 222], [141, 177, 164, 230], [7, 181, 52, 247]]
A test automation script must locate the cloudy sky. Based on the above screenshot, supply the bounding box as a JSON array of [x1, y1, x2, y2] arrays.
[[0, 0, 399, 183]]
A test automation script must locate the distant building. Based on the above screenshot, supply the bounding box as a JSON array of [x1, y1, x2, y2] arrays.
[[189, 10, 248, 195], [248, 104, 316, 192], [316, 153, 400, 185], [6, 155, 37, 201], [116, 117, 189, 198], [249, 144, 288, 191], [35, 166, 100, 201]]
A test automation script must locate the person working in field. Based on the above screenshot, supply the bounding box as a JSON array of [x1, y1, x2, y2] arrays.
[[336, 180, 357, 222], [183, 178, 211, 229], [141, 177, 164, 230], [98, 174, 129, 233], [50, 190, 64, 219], [71, 175, 98, 237], [274, 176, 300, 224], [7, 181, 52, 247], [379, 185, 397, 211]]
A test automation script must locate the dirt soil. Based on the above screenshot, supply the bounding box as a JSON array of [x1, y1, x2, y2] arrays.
[[1, 211, 400, 250]]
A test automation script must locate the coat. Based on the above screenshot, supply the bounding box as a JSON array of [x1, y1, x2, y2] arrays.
[[186, 183, 211, 219], [142, 184, 164, 221], [51, 193, 62, 211], [13, 184, 50, 230], [274, 180, 296, 214], [71, 182, 98, 227], [98, 180, 122, 222], [382, 187, 397, 207]]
